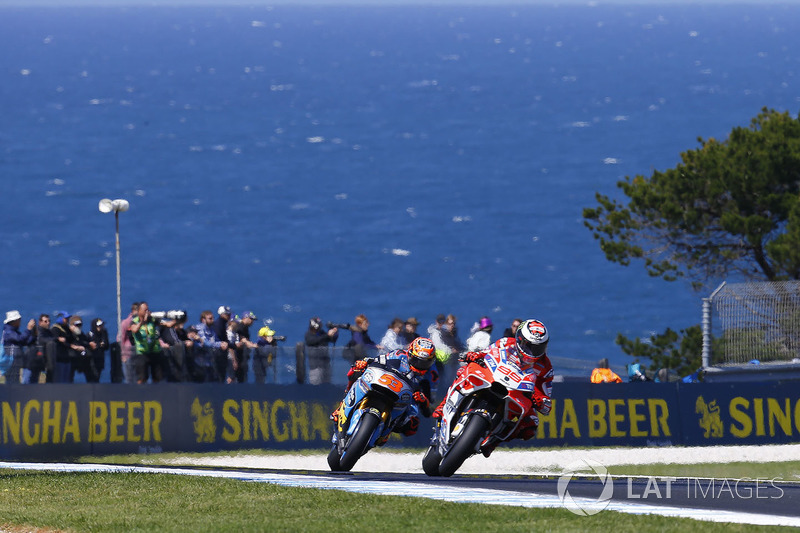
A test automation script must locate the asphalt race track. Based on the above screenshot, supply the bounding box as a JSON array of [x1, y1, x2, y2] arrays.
[[1, 462, 799, 527]]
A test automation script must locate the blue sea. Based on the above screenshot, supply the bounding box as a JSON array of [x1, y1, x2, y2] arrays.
[[2, 3, 799, 372]]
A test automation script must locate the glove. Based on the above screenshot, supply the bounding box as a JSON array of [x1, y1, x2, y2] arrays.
[[534, 397, 552, 415], [353, 360, 368, 372], [413, 391, 429, 409], [463, 352, 484, 364]]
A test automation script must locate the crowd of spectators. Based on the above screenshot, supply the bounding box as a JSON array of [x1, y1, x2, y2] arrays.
[[2, 304, 522, 385]]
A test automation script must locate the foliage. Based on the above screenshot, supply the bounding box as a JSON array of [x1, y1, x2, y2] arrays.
[[615, 325, 705, 377], [583, 107, 800, 287], [585, 108, 800, 372]]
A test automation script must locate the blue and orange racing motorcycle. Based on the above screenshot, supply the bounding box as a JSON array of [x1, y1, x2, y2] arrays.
[[328, 360, 418, 472]]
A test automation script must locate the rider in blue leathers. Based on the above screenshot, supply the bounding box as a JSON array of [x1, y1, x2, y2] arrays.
[[333, 337, 438, 438]]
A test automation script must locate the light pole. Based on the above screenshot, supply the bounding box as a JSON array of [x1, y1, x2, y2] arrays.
[[99, 198, 130, 332]]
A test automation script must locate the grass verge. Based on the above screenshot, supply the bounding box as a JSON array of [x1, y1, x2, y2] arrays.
[[0, 468, 791, 533]]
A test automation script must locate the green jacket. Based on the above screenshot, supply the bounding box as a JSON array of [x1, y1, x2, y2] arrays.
[[132, 317, 161, 355]]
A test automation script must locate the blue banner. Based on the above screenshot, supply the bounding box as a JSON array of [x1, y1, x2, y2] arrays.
[[0, 381, 798, 460]]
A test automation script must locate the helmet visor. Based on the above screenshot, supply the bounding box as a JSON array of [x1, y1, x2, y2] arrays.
[[517, 336, 547, 360], [410, 355, 434, 370]]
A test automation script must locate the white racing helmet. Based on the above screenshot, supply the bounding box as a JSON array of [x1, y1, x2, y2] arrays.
[[515, 319, 549, 365]]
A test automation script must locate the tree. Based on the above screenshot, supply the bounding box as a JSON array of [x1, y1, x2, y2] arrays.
[[584, 108, 800, 288], [583, 108, 800, 375], [615, 326, 700, 378]]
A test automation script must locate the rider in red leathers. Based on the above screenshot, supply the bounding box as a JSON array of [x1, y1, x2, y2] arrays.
[[432, 319, 554, 457]]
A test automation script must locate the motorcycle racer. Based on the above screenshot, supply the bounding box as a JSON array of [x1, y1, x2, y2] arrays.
[[332, 337, 438, 439], [432, 318, 554, 456]]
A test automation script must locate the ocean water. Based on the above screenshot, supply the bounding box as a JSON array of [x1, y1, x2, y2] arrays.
[[2, 3, 799, 370]]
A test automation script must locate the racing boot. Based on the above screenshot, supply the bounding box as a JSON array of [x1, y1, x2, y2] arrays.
[[480, 436, 499, 458]]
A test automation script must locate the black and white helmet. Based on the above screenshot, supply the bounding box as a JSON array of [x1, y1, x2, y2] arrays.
[[515, 319, 549, 365]]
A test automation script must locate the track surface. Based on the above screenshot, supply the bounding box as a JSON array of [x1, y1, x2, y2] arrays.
[[335, 470, 800, 518]]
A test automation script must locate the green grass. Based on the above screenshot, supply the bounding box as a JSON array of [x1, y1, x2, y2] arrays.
[[607, 461, 800, 481], [0, 469, 791, 533]]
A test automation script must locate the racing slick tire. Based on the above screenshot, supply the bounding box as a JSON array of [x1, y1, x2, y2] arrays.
[[438, 414, 490, 477], [338, 411, 380, 472], [422, 445, 442, 477]]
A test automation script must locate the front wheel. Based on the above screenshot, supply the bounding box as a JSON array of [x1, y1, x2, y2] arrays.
[[338, 411, 381, 472], [438, 415, 490, 477], [422, 445, 442, 477], [327, 445, 343, 471]]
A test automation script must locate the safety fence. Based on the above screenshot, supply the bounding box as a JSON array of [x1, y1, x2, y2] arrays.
[[0, 380, 798, 460], [7, 343, 603, 386], [704, 281, 800, 366]]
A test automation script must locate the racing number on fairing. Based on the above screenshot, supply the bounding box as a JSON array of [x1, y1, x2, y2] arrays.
[[498, 365, 522, 383], [378, 373, 403, 392]]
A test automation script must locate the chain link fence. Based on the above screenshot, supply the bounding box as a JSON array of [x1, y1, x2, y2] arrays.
[[704, 281, 800, 366]]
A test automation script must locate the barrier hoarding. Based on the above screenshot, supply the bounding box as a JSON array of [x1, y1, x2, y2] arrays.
[[0, 381, 798, 460]]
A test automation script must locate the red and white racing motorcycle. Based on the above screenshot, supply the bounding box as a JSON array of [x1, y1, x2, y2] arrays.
[[422, 349, 536, 477]]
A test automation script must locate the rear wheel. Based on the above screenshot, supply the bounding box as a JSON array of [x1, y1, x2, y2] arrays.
[[438, 415, 490, 477], [422, 445, 442, 477], [338, 411, 381, 472]]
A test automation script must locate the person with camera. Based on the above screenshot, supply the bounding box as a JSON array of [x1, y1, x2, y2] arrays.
[[129, 302, 164, 384], [254, 326, 286, 383], [192, 310, 229, 382], [344, 314, 381, 363], [68, 316, 98, 383], [23, 314, 54, 384], [230, 311, 259, 383], [157, 310, 192, 382], [51, 311, 86, 383], [304, 317, 339, 385]]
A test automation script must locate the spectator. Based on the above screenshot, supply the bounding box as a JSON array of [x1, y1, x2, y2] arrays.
[[86, 318, 109, 383], [304, 317, 339, 385], [466, 316, 493, 352], [51, 311, 80, 383], [69, 316, 97, 382], [254, 326, 280, 384], [23, 314, 53, 384], [129, 302, 164, 384], [159, 311, 192, 382], [400, 317, 421, 345], [213, 305, 232, 382], [591, 358, 623, 383], [429, 313, 463, 386], [117, 302, 140, 384], [380, 317, 406, 352], [192, 310, 229, 382], [503, 318, 523, 339], [225, 316, 241, 384], [2, 310, 36, 384], [346, 314, 380, 361], [232, 311, 259, 383]]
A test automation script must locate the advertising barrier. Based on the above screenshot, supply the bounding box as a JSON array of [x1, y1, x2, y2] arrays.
[[0, 380, 798, 460]]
